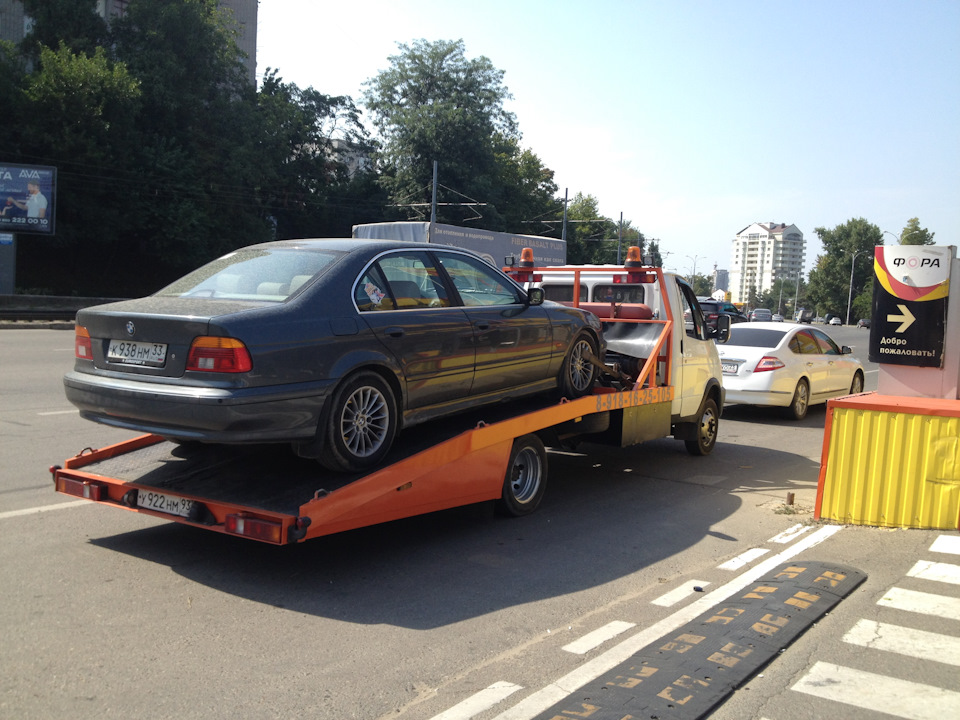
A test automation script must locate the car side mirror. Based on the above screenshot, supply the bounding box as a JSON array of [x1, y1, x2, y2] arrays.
[[715, 314, 731, 343], [527, 287, 545, 306], [841, 345, 853, 354]]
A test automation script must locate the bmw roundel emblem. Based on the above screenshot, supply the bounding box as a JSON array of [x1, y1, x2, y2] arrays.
[[126, 321, 136, 337]]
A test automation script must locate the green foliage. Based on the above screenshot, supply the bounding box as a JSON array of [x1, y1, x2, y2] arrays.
[[688, 273, 713, 297], [806, 218, 883, 321], [19, 0, 108, 59], [757, 275, 803, 315], [899, 217, 935, 245]]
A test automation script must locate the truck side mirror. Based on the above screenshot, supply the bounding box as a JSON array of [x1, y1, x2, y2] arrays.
[[715, 314, 731, 343]]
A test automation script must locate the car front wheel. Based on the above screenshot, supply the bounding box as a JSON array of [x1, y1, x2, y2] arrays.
[[319, 371, 397, 473], [850, 371, 864, 394], [559, 332, 598, 399]]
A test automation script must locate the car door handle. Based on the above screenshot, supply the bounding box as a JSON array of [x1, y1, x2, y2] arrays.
[[383, 327, 405, 338], [475, 321, 490, 331]]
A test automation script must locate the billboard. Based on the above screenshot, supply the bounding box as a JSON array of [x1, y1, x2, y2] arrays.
[[0, 163, 56, 235], [869, 245, 951, 368]]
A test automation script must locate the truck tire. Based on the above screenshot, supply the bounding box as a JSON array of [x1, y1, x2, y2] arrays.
[[319, 371, 397, 473], [497, 434, 547, 517], [558, 332, 598, 399], [785, 379, 809, 421], [684, 397, 719, 456]]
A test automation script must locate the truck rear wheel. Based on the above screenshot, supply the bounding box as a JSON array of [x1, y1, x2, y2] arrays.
[[497, 434, 547, 516], [684, 397, 719, 456], [319, 371, 397, 473]]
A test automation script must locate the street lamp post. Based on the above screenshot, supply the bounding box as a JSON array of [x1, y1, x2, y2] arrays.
[[846, 250, 864, 326]]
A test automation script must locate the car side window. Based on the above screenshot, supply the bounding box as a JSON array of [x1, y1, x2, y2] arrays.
[[378, 252, 449, 310], [793, 330, 821, 354], [437, 253, 521, 306], [811, 329, 841, 355], [355, 264, 394, 311]]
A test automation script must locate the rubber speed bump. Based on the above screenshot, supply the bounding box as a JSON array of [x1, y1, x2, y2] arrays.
[[534, 561, 866, 720]]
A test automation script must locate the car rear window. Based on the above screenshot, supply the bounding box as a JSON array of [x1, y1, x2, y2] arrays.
[[727, 327, 788, 348], [156, 248, 343, 301]]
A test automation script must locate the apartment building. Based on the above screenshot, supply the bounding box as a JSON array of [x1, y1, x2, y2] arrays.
[[728, 222, 805, 304], [0, 0, 257, 84]]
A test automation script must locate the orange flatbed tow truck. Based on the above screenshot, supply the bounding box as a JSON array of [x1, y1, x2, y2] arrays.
[[52, 250, 722, 545]]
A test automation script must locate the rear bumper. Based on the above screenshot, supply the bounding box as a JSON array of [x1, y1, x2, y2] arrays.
[[64, 371, 335, 443]]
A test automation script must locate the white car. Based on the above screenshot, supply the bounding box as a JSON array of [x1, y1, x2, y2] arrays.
[[718, 322, 864, 419], [829, 316, 842, 325]]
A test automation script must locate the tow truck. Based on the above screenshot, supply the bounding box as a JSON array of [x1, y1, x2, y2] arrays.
[[51, 247, 729, 545]]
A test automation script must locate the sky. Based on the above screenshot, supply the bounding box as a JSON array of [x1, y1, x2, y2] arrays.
[[255, 0, 960, 275]]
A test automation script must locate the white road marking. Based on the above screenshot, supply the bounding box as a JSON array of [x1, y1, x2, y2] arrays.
[[792, 661, 960, 720], [562, 621, 636, 655], [488, 525, 843, 720], [907, 560, 960, 586], [718, 547, 769, 570], [36, 409, 80, 416], [429, 682, 522, 720], [0, 500, 92, 520], [768, 524, 811, 544], [843, 619, 960, 665], [877, 587, 960, 622], [930, 535, 960, 555], [651, 580, 711, 607]]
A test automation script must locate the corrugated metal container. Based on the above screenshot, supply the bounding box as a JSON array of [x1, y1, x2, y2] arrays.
[[817, 394, 960, 529]]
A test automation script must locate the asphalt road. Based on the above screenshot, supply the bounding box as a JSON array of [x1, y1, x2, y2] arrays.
[[1, 326, 957, 720]]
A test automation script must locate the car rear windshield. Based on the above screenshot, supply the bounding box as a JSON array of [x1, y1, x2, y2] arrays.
[[727, 327, 788, 348], [156, 248, 343, 301]]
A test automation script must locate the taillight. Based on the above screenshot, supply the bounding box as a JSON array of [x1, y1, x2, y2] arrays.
[[186, 337, 252, 373], [753, 356, 785, 372], [75, 325, 93, 360], [58, 476, 108, 500], [225, 513, 283, 543]]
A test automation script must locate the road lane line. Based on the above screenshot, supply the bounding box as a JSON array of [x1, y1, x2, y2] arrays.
[[651, 580, 711, 607], [769, 524, 811, 543], [489, 524, 843, 720], [843, 619, 960, 665], [907, 560, 960, 585], [717, 547, 769, 570], [36, 409, 80, 416], [930, 535, 960, 555], [792, 661, 960, 720], [429, 682, 522, 720], [0, 500, 92, 520], [561, 621, 636, 655], [877, 587, 960, 621]]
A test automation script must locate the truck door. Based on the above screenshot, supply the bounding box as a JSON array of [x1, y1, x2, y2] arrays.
[[675, 279, 718, 418]]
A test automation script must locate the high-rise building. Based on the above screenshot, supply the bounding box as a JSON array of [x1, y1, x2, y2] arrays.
[[0, 0, 257, 84], [729, 222, 805, 304]]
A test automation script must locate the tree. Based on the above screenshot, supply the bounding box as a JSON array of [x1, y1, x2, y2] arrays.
[[806, 218, 883, 321], [899, 217, 935, 245], [362, 39, 520, 226], [19, 0, 108, 60]]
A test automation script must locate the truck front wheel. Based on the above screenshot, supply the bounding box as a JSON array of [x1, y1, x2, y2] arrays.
[[684, 397, 719, 456], [497, 434, 547, 516]]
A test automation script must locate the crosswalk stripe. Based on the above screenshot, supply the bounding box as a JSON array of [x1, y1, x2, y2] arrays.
[[792, 661, 960, 720], [877, 586, 960, 622], [930, 535, 960, 555], [562, 621, 636, 655], [717, 547, 768, 570], [651, 580, 710, 607], [907, 560, 960, 585], [843, 619, 960, 665], [429, 682, 522, 720]]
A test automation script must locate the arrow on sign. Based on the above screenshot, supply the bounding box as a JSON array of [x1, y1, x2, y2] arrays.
[[887, 303, 916, 333]]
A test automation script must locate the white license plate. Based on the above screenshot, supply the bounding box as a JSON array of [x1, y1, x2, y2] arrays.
[[107, 339, 167, 367], [137, 489, 194, 518], [721, 362, 739, 375]]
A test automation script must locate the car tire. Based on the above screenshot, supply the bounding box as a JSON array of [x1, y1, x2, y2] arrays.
[[496, 434, 547, 517], [785, 379, 810, 421], [684, 397, 719, 456], [558, 332, 598, 399], [850, 371, 864, 394], [318, 371, 397, 473]]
